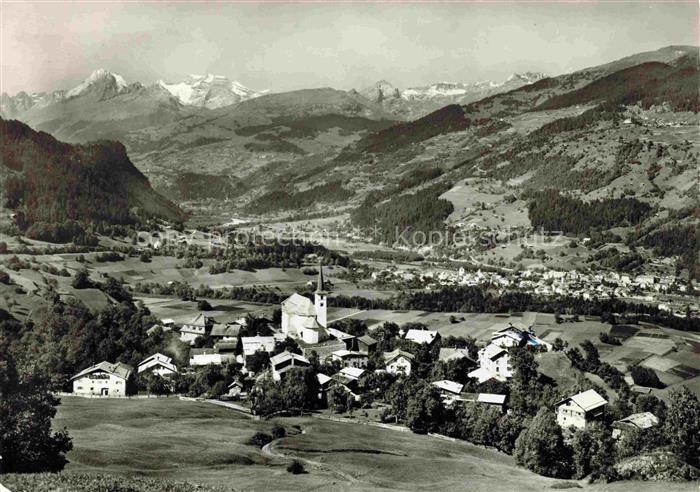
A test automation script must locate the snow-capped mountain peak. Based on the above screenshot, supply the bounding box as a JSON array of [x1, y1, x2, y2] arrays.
[[158, 74, 265, 109], [358, 80, 400, 103], [505, 72, 548, 84], [399, 72, 548, 101], [66, 69, 128, 98]]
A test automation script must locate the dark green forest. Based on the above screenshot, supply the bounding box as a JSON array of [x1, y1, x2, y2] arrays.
[[0, 118, 182, 242], [527, 190, 652, 235], [351, 183, 454, 245], [246, 181, 354, 214]]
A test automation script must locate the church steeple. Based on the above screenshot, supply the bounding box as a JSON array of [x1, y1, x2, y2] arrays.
[[316, 260, 328, 294], [314, 260, 328, 327]]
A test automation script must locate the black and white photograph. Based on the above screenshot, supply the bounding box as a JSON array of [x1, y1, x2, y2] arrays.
[[0, 1, 699, 490]]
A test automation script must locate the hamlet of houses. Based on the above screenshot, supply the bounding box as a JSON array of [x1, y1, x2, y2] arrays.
[[69, 263, 660, 435]]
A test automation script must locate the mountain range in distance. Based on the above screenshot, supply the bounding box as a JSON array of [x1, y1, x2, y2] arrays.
[[0, 44, 697, 222], [0, 69, 266, 116], [0, 68, 548, 120]]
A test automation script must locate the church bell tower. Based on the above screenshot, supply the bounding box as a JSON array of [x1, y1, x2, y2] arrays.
[[314, 260, 328, 327]]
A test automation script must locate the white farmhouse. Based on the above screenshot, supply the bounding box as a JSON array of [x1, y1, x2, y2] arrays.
[[556, 389, 607, 430], [137, 353, 177, 377], [180, 313, 211, 345], [71, 361, 135, 397], [468, 324, 551, 383], [490, 325, 551, 350], [383, 349, 415, 376], [468, 343, 512, 383]]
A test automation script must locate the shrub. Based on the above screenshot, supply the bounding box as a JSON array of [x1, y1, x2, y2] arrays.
[[197, 299, 213, 311], [248, 432, 273, 448], [287, 459, 305, 474], [630, 366, 665, 389], [71, 270, 93, 289], [271, 424, 287, 439], [598, 332, 621, 345]]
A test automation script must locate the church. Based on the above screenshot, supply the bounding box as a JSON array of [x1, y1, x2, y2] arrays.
[[280, 264, 329, 344]]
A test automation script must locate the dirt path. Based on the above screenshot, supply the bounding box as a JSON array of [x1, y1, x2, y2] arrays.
[[261, 427, 359, 485], [203, 398, 255, 417]]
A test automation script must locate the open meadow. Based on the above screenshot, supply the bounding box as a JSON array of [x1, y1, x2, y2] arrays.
[[41, 397, 695, 492]]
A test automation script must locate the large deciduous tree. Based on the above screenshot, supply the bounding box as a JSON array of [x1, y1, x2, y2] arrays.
[[0, 355, 73, 473], [514, 408, 572, 478], [664, 387, 700, 467]]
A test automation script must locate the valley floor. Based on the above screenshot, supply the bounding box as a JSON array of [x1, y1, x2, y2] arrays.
[[38, 396, 696, 491]]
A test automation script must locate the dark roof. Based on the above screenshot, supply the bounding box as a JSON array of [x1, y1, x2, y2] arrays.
[[71, 361, 133, 381], [358, 334, 378, 345], [211, 324, 241, 337], [215, 341, 238, 351]]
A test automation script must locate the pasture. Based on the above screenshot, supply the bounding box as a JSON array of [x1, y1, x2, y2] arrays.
[[48, 397, 693, 491], [136, 295, 276, 325]]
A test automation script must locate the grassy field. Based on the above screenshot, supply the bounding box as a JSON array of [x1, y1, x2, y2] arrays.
[[47, 396, 698, 491]]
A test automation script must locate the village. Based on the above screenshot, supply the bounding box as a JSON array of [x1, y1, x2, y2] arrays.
[[68, 261, 695, 469], [368, 264, 698, 318]]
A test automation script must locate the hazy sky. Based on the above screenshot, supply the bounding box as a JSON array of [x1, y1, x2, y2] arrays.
[[1, 1, 698, 95]]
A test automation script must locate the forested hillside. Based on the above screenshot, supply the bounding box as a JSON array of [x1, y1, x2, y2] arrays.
[[526, 190, 653, 235], [0, 118, 183, 242], [351, 184, 455, 245]]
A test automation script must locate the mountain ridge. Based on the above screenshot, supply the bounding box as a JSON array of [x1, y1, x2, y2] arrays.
[[0, 118, 184, 240]]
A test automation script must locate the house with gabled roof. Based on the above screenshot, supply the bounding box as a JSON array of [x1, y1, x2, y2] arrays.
[[477, 393, 507, 411], [327, 327, 356, 350], [383, 349, 415, 376], [432, 380, 464, 404], [210, 323, 241, 342], [457, 392, 507, 410], [300, 338, 347, 360], [490, 324, 552, 350], [404, 329, 440, 346], [317, 373, 334, 402], [438, 348, 474, 363], [137, 353, 177, 377], [467, 343, 512, 383], [225, 380, 247, 399], [338, 366, 365, 381], [189, 347, 235, 366], [556, 389, 607, 430], [357, 334, 378, 354], [180, 313, 212, 345], [270, 351, 310, 381], [331, 349, 368, 368], [331, 370, 364, 401], [241, 336, 276, 356], [71, 361, 136, 397], [612, 412, 659, 439]]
